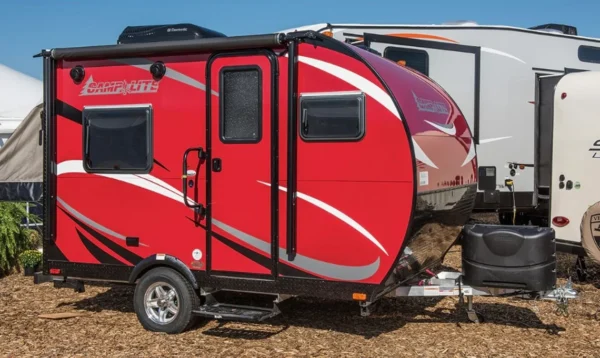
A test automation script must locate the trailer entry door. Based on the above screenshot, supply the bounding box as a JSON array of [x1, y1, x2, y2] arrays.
[[364, 33, 481, 143], [207, 51, 278, 278], [534, 73, 563, 203]]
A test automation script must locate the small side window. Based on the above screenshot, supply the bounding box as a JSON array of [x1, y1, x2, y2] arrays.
[[299, 92, 365, 142], [220, 66, 262, 143], [82, 105, 153, 173], [578, 45, 600, 64], [384, 47, 429, 76]]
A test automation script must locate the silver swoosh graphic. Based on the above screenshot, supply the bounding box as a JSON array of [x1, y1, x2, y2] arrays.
[[114, 58, 220, 96], [213, 219, 380, 281], [425, 120, 456, 136], [57, 197, 148, 247], [56, 160, 378, 281]]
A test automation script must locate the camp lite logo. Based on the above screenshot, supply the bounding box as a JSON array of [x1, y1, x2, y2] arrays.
[[412, 91, 450, 115], [79, 76, 160, 96]]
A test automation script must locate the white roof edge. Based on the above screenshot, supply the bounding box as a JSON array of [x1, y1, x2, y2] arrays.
[[320, 23, 600, 41], [277, 23, 600, 42], [277, 23, 329, 33]]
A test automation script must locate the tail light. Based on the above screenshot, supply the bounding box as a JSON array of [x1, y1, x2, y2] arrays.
[[552, 216, 570, 227], [49, 268, 61, 275]]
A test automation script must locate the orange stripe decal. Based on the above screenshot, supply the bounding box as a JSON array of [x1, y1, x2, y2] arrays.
[[388, 33, 458, 43]]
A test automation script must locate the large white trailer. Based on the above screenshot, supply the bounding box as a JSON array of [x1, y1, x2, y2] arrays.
[[545, 71, 600, 265], [280, 22, 600, 225]]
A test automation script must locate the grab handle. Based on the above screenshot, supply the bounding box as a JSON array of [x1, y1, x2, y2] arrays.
[[182, 147, 206, 214]]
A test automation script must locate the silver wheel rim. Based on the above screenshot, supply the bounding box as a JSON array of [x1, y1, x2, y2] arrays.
[[144, 281, 180, 325]]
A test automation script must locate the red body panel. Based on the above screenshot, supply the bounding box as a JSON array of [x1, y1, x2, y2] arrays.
[[360, 50, 477, 192], [49, 36, 475, 290]]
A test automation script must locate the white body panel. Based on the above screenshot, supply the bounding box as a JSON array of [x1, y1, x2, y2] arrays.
[[281, 23, 600, 209], [550, 72, 600, 243]]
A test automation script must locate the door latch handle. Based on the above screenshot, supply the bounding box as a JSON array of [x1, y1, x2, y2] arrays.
[[212, 158, 222, 172]]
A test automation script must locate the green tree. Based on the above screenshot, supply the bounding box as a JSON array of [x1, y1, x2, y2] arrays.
[[0, 202, 41, 275]]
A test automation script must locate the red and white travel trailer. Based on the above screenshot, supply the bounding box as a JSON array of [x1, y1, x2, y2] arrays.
[[35, 24, 570, 333]]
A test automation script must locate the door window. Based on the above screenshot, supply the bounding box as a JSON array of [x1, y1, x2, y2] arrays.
[[220, 66, 262, 143]]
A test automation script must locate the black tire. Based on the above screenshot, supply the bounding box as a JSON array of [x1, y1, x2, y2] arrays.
[[133, 267, 199, 334]]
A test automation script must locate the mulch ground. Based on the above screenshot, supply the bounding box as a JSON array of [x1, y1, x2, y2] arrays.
[[2, 215, 600, 357]]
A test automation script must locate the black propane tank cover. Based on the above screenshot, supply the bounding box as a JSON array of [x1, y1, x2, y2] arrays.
[[461, 224, 557, 292], [70, 65, 85, 83], [150, 61, 167, 80]]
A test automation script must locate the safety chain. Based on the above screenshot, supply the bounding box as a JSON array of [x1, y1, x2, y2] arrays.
[[554, 278, 573, 317]]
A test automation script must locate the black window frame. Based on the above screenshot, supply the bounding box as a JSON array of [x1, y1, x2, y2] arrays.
[[578, 45, 600, 64], [81, 104, 154, 174], [383, 46, 430, 76], [219, 65, 263, 144], [298, 91, 366, 142]]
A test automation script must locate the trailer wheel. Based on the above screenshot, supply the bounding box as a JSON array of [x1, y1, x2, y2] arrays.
[[133, 267, 199, 334], [580, 202, 600, 265]]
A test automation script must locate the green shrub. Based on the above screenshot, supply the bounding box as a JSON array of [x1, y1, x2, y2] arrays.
[[19, 249, 42, 268], [0, 202, 41, 275]]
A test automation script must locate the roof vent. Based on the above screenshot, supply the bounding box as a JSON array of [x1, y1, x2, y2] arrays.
[[442, 20, 478, 26], [117, 23, 226, 44], [529, 23, 577, 36]]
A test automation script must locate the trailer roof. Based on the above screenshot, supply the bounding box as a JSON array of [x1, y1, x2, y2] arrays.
[[282, 23, 600, 43], [42, 33, 285, 61]]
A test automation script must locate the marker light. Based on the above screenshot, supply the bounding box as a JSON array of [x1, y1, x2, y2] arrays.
[[561, 92, 567, 100], [397, 60, 407, 66], [352, 293, 367, 301], [322, 31, 333, 37], [552, 216, 570, 227]]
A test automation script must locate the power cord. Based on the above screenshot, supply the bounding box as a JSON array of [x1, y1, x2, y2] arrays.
[[505, 178, 516, 225]]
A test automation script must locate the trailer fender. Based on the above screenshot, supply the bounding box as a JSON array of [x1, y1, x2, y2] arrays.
[[128, 254, 199, 290]]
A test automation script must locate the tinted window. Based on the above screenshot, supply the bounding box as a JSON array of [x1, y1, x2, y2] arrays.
[[220, 67, 261, 143], [83, 105, 152, 173], [299, 92, 365, 141], [578, 46, 600, 64], [384, 47, 429, 76]]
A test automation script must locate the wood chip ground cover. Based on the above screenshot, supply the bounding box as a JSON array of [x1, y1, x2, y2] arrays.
[[2, 216, 600, 357]]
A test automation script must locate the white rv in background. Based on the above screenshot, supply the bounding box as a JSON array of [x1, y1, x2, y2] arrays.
[[545, 71, 600, 264], [281, 22, 600, 224]]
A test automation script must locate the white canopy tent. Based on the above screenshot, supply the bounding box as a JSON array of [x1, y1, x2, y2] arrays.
[[0, 63, 42, 147]]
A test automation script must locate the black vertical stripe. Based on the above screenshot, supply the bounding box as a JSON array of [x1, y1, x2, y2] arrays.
[[56, 100, 83, 124], [59, 207, 143, 265], [211, 231, 273, 271], [153, 159, 170, 172], [186, 216, 317, 279], [76, 229, 124, 265], [44, 240, 68, 262]]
